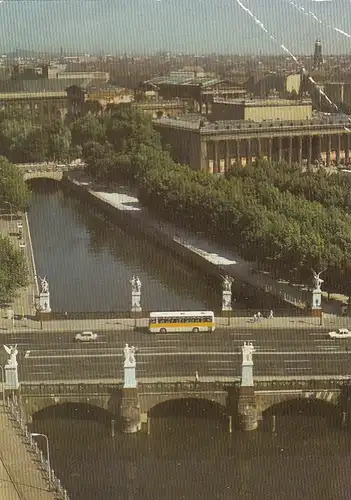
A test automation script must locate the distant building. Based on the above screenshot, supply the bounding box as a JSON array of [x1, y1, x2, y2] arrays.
[[313, 39, 323, 70], [246, 72, 302, 97], [323, 82, 351, 112], [153, 107, 351, 172], [210, 98, 312, 122]]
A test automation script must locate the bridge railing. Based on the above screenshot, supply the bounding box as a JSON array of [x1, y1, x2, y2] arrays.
[[5, 397, 71, 500], [20, 378, 351, 397], [254, 378, 351, 392]]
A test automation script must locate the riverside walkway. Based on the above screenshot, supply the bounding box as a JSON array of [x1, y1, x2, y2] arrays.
[[0, 405, 59, 499]]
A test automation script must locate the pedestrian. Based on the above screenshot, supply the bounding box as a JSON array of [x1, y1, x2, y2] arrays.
[[257, 311, 261, 321], [253, 314, 257, 322], [195, 371, 199, 382], [269, 310, 274, 319]]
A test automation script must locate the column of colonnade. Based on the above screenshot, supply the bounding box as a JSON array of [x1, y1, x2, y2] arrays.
[[203, 133, 351, 174]]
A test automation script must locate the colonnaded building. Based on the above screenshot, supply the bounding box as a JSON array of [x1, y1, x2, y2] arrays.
[[153, 98, 351, 172]]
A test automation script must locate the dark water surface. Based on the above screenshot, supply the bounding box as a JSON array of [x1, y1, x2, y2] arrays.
[[27, 180, 288, 314], [31, 401, 351, 500], [27, 181, 218, 313]]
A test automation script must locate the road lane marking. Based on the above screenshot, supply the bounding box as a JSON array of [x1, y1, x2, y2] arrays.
[[284, 359, 310, 363], [29, 371, 52, 375], [285, 367, 312, 371], [25, 350, 351, 360]]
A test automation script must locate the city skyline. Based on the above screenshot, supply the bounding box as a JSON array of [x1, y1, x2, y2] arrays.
[[0, 0, 350, 56]]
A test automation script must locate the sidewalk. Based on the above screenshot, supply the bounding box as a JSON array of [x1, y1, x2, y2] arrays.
[[69, 173, 350, 314], [0, 314, 349, 334], [0, 405, 57, 499], [0, 213, 37, 321]]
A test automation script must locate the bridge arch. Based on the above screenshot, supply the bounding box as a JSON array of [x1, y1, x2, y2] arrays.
[[32, 401, 115, 424], [257, 391, 341, 416]]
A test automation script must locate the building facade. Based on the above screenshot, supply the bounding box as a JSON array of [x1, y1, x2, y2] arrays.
[[154, 115, 351, 172]]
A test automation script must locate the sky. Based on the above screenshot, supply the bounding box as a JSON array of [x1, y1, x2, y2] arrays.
[[0, 0, 350, 56]]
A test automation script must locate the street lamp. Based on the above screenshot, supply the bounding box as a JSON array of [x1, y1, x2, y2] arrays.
[[31, 433, 51, 474], [0, 366, 5, 403]]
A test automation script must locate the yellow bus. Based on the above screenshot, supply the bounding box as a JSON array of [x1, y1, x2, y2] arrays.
[[149, 311, 215, 334]]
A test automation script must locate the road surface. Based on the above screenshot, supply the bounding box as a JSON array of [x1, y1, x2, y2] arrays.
[[1, 328, 351, 382]]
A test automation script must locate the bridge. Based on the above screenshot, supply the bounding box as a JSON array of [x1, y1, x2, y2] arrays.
[[16, 163, 82, 181], [18, 376, 351, 431]]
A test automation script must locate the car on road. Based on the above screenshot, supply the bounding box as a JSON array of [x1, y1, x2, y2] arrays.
[[328, 328, 351, 339], [74, 331, 97, 342]]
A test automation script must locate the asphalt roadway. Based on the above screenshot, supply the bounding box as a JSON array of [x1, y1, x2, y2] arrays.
[[1, 327, 351, 382]]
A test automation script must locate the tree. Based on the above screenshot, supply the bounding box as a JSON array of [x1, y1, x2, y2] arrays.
[[0, 156, 30, 210], [0, 235, 29, 303], [71, 115, 106, 146]]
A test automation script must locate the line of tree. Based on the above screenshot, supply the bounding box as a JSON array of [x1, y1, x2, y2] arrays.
[[3, 106, 351, 296], [0, 156, 30, 303]]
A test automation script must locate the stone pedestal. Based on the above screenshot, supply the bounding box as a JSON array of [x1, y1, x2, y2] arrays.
[[38, 291, 51, 313], [5, 365, 19, 390], [124, 363, 137, 389], [222, 290, 232, 312], [131, 291, 142, 314], [311, 289, 322, 317], [120, 388, 141, 434]]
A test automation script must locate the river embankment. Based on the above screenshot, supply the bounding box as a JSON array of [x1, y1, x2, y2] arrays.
[[61, 171, 313, 311]]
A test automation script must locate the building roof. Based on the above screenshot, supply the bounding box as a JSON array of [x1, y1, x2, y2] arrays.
[[144, 75, 224, 88], [0, 91, 66, 100], [213, 98, 312, 107], [0, 78, 94, 94], [154, 112, 351, 132]]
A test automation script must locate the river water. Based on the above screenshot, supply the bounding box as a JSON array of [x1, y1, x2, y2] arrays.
[[27, 180, 218, 313], [26, 180, 288, 314], [31, 400, 351, 500]]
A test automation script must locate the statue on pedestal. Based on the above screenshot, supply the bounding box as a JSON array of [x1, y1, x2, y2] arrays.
[[39, 276, 49, 294], [221, 274, 234, 292], [3, 344, 18, 368], [312, 269, 324, 292], [124, 343, 136, 366], [242, 342, 255, 364], [130, 276, 141, 293]]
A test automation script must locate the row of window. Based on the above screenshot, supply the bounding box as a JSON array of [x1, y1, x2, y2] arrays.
[[150, 316, 213, 324]]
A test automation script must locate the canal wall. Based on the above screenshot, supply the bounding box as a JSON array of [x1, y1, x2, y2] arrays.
[[61, 174, 309, 310], [61, 176, 230, 281]]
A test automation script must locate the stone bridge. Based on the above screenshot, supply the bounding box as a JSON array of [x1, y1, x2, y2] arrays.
[[16, 164, 81, 182], [18, 377, 351, 425]]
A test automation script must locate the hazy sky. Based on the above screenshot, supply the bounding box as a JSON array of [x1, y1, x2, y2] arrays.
[[0, 0, 350, 55]]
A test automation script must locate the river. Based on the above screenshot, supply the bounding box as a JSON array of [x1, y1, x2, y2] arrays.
[[31, 399, 351, 500], [26, 180, 289, 314], [27, 180, 218, 313]]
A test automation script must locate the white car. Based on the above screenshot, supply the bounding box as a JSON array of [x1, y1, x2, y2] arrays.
[[328, 328, 351, 339], [74, 331, 97, 342]]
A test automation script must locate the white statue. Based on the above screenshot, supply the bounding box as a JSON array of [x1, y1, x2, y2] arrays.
[[130, 275, 142, 293], [124, 343, 136, 365], [39, 276, 49, 294], [312, 269, 324, 291], [242, 342, 255, 363], [221, 274, 234, 292], [4, 344, 18, 368]]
